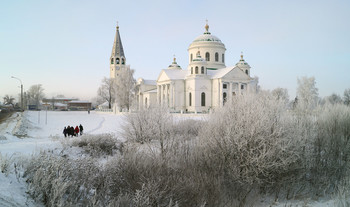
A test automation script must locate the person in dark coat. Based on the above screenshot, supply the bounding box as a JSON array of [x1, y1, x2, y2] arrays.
[[75, 126, 79, 137], [68, 126, 73, 137], [63, 127, 67, 137], [79, 124, 84, 135]]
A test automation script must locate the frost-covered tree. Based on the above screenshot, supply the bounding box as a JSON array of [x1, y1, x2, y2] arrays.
[[344, 88, 350, 106], [97, 77, 115, 109], [114, 66, 136, 111], [3, 95, 15, 107], [296, 76, 318, 111], [27, 84, 45, 109], [324, 93, 342, 105], [271, 87, 289, 103]]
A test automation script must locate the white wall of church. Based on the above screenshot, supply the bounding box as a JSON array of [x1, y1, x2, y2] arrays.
[[185, 76, 211, 113]]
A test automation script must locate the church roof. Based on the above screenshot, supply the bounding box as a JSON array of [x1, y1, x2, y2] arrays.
[[143, 80, 157, 85], [111, 25, 125, 58], [208, 67, 234, 79], [158, 69, 188, 81], [208, 66, 252, 80]]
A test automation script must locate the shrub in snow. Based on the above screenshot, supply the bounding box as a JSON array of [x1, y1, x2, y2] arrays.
[[308, 103, 350, 192], [198, 93, 304, 203], [70, 133, 121, 156]]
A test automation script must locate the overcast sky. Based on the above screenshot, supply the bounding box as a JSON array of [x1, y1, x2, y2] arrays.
[[1, 0, 349, 101]]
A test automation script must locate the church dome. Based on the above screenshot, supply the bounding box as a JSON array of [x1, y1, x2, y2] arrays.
[[167, 57, 182, 70], [189, 23, 224, 46], [192, 33, 222, 43], [188, 21, 226, 70]]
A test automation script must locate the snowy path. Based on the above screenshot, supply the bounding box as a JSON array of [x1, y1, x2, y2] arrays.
[[86, 116, 105, 134]]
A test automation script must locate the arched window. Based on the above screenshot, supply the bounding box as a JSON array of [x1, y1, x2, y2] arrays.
[[195, 66, 198, 74], [190, 54, 193, 62], [205, 52, 210, 61], [111, 58, 114, 64], [201, 66, 204, 74], [145, 98, 148, 108], [215, 52, 219, 62], [116, 58, 120, 64], [223, 92, 227, 105], [201, 92, 205, 106], [191, 67, 193, 74], [189, 92, 192, 106], [121, 58, 125, 65], [245, 70, 248, 75], [222, 54, 225, 63]]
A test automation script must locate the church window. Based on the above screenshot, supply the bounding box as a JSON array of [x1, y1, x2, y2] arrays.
[[205, 52, 210, 61], [215, 52, 219, 62], [201, 92, 205, 106], [195, 66, 198, 74], [121, 58, 125, 65], [201, 66, 204, 74], [222, 54, 225, 63], [116, 58, 120, 64], [190, 54, 193, 62], [111, 58, 114, 64], [245, 70, 248, 75], [241, 85, 244, 89], [223, 84, 227, 89], [145, 98, 148, 108], [191, 67, 193, 74], [223, 92, 227, 105], [189, 93, 192, 106]]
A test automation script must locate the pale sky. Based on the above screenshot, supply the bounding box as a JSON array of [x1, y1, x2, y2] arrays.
[[1, 0, 349, 102]]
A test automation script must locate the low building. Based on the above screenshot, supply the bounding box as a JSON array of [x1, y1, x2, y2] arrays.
[[67, 101, 92, 111]]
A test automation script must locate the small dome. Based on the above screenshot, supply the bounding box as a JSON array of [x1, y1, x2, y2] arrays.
[[192, 52, 206, 62], [167, 57, 182, 70], [235, 53, 250, 68]]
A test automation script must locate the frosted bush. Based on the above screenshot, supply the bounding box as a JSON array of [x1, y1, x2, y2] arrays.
[[198, 93, 304, 202], [70, 133, 121, 156], [309, 103, 350, 192]]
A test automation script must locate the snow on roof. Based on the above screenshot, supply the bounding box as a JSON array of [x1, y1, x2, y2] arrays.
[[208, 66, 234, 79], [55, 103, 67, 107], [163, 69, 189, 80], [144, 88, 157, 93], [98, 101, 109, 107], [68, 101, 91, 104], [143, 80, 156, 85]]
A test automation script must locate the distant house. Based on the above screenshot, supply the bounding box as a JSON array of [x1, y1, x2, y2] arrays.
[[67, 101, 92, 111], [97, 101, 110, 109], [42, 98, 78, 110]]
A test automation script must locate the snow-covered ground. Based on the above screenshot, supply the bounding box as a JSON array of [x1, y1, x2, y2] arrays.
[[0, 111, 339, 206], [0, 110, 125, 207]]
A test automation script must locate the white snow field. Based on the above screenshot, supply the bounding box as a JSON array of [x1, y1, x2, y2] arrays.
[[0, 110, 125, 207], [0, 111, 339, 206]]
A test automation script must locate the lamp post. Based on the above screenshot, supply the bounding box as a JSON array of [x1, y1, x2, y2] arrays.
[[11, 76, 23, 111]]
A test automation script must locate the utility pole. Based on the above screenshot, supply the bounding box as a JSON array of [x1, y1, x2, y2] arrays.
[[11, 76, 23, 111]]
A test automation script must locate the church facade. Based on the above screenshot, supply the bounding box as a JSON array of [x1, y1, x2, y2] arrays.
[[110, 22, 258, 113]]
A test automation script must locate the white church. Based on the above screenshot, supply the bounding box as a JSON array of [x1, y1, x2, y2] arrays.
[[110, 22, 258, 113]]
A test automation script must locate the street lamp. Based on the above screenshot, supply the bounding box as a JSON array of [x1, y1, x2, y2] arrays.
[[11, 76, 23, 111]]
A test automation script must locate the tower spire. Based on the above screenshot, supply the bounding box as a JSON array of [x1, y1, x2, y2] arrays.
[[111, 22, 125, 60]]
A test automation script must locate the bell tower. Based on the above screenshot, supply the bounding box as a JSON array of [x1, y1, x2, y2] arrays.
[[110, 22, 126, 78]]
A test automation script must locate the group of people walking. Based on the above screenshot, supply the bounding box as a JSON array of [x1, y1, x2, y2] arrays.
[[63, 124, 84, 137]]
